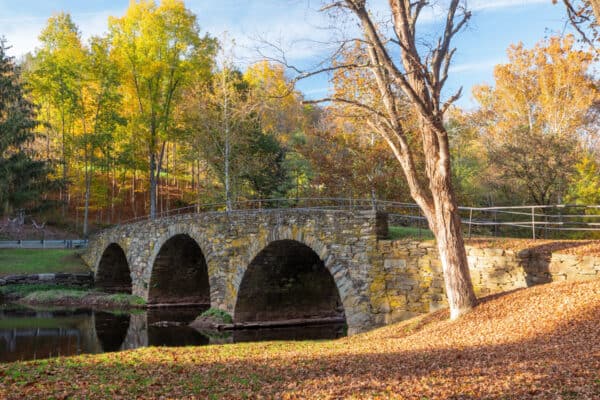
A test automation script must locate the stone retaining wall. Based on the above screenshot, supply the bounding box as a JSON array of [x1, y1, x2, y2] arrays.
[[373, 240, 600, 324], [0, 272, 93, 287]]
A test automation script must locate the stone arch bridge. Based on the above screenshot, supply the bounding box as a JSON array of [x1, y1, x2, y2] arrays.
[[83, 209, 391, 334]]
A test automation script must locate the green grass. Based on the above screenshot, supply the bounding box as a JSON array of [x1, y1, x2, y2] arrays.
[[0, 284, 78, 297], [21, 289, 89, 303], [1, 284, 145, 308], [388, 225, 435, 240], [105, 293, 146, 307], [200, 307, 233, 324], [0, 249, 90, 277]]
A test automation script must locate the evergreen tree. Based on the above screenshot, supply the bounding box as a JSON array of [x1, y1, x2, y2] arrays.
[[0, 38, 49, 215]]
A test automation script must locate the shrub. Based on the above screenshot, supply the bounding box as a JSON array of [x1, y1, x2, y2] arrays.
[[199, 307, 233, 324]]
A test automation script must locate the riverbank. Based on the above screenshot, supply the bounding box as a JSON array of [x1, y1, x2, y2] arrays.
[[1, 278, 598, 399], [0, 284, 145, 309]]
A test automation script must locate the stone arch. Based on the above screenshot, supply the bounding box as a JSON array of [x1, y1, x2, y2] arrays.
[[95, 243, 132, 294], [231, 226, 366, 332], [147, 232, 211, 305]]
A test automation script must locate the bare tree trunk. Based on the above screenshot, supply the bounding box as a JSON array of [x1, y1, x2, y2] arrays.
[[61, 112, 67, 218], [429, 172, 477, 318], [223, 70, 232, 211], [150, 151, 157, 219], [83, 142, 91, 237], [166, 143, 170, 212], [81, 93, 91, 237], [111, 159, 116, 224], [131, 170, 137, 218]]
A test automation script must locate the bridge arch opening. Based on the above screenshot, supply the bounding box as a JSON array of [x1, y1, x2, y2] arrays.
[[234, 239, 346, 324], [96, 243, 132, 294], [148, 234, 210, 306]]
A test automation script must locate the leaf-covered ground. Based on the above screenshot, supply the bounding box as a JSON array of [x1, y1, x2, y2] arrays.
[[1, 279, 599, 399]]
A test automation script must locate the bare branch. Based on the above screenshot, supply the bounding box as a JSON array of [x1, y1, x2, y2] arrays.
[[303, 96, 388, 119], [441, 86, 462, 115]]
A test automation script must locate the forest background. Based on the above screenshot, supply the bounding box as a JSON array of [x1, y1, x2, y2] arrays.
[[1, 0, 599, 237]]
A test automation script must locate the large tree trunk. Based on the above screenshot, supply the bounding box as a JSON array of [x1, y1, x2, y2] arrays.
[[430, 175, 477, 319]]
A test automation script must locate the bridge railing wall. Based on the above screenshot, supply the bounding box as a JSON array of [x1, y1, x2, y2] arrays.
[[99, 198, 600, 240]]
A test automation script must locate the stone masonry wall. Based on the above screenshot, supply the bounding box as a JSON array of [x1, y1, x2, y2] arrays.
[[375, 239, 600, 324]]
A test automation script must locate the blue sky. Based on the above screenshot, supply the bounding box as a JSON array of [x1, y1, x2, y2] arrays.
[[0, 0, 576, 108]]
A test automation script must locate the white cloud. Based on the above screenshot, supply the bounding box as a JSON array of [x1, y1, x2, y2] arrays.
[[449, 59, 503, 73], [470, 0, 549, 11]]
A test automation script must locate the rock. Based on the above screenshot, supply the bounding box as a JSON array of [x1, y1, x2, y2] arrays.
[[189, 315, 221, 330], [38, 273, 55, 281], [150, 321, 184, 328]]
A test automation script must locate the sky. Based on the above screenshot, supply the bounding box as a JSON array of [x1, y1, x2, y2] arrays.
[[0, 0, 577, 108]]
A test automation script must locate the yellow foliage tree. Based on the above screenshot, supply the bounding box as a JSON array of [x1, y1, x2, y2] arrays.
[[473, 36, 598, 205]]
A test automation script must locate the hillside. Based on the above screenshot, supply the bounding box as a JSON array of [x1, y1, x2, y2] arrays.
[[1, 279, 599, 399]]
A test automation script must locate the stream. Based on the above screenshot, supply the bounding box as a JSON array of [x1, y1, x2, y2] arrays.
[[0, 303, 347, 363]]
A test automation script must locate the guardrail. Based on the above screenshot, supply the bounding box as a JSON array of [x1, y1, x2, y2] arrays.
[[100, 198, 600, 240], [0, 240, 88, 249]]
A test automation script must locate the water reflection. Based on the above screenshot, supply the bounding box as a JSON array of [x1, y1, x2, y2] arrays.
[[0, 304, 346, 362], [95, 311, 129, 352]]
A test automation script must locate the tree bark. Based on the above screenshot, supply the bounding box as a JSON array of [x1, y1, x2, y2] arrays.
[[150, 150, 157, 219], [83, 144, 91, 237], [429, 168, 477, 318]]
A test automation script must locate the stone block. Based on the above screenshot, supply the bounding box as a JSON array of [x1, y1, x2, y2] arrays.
[[383, 258, 406, 272]]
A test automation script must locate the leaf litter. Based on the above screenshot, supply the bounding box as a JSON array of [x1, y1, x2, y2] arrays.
[[1, 279, 599, 399]]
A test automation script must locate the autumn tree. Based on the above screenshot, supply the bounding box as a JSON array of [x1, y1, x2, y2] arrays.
[[79, 36, 124, 235], [179, 63, 290, 205], [473, 36, 598, 205], [566, 155, 600, 204], [0, 39, 49, 215], [27, 13, 86, 216], [109, 0, 215, 218], [291, 0, 477, 318]]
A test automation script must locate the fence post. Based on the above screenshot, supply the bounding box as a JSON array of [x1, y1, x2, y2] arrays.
[[468, 208, 473, 239], [418, 209, 422, 238], [531, 207, 536, 240], [493, 210, 497, 237]]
